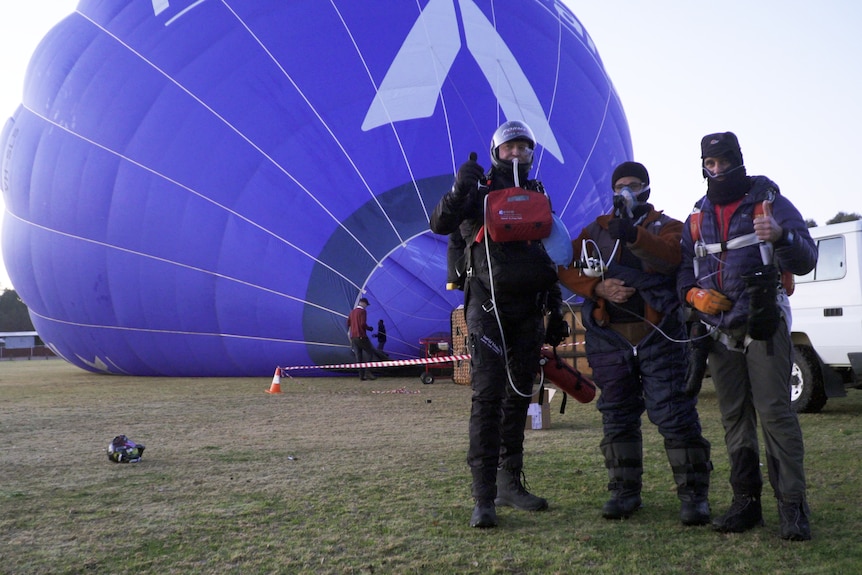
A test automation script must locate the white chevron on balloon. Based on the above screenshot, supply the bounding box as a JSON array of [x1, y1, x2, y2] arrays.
[[362, 0, 563, 164], [151, 0, 169, 15]]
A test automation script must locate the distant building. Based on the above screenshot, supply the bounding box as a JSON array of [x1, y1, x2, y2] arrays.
[[0, 331, 55, 360], [0, 331, 40, 349]]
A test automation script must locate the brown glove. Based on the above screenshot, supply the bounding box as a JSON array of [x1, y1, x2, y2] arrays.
[[686, 287, 732, 315]]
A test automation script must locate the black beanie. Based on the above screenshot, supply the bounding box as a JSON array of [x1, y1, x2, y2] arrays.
[[611, 161, 650, 189], [701, 132, 743, 167]]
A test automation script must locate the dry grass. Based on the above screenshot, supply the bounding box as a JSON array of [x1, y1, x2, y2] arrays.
[[2, 359, 862, 574]]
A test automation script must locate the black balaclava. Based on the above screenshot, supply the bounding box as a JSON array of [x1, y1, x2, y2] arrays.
[[701, 132, 749, 205]]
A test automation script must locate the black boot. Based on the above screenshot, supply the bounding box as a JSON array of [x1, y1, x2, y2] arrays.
[[470, 467, 498, 528], [667, 443, 713, 526], [469, 500, 498, 528], [681, 500, 711, 526], [711, 495, 764, 533], [602, 492, 642, 519], [601, 440, 643, 519], [778, 498, 811, 541], [494, 467, 548, 511]]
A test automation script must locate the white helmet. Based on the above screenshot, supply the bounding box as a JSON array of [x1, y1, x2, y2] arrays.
[[489, 120, 535, 176]]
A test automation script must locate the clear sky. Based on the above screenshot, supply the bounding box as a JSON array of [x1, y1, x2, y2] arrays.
[[0, 1, 858, 290], [567, 0, 861, 227]]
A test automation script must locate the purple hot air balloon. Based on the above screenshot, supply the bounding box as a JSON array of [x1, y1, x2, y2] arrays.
[[0, 0, 630, 376]]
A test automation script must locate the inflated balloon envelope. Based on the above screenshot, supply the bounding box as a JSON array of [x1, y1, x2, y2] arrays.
[[0, 0, 631, 376]]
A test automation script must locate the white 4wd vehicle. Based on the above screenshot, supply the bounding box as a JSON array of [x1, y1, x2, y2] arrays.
[[789, 219, 862, 412]]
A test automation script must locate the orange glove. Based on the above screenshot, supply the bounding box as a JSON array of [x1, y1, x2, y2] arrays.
[[686, 288, 732, 315]]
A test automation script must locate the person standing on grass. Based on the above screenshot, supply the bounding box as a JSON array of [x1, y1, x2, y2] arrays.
[[374, 319, 387, 351], [429, 120, 568, 529], [557, 161, 712, 526], [347, 297, 377, 381], [678, 132, 817, 541]]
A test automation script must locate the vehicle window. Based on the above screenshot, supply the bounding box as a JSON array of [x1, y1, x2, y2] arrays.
[[796, 236, 845, 283]]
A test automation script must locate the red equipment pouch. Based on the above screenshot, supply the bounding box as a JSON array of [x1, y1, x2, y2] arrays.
[[485, 187, 553, 242], [539, 349, 596, 404]]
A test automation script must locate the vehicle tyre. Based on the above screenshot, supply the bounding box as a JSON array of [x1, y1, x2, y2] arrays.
[[420, 373, 435, 385], [790, 344, 828, 413]]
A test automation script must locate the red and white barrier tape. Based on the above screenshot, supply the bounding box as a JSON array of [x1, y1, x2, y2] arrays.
[[277, 341, 583, 375], [279, 353, 471, 373]]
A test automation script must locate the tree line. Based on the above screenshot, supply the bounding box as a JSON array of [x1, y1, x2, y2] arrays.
[[0, 289, 35, 332], [806, 211, 861, 228]]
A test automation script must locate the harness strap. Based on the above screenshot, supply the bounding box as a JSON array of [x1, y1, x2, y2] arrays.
[[694, 232, 760, 257]]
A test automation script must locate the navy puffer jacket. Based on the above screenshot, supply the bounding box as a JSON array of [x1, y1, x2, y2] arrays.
[[678, 176, 817, 330]]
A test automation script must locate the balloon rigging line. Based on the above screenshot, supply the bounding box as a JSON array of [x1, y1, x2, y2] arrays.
[[526, 4, 619, 221], [74, 8, 384, 265], [19, 104, 362, 297], [5, 209, 348, 319], [332, 0, 434, 224], [558, 78, 614, 220], [460, 0, 562, 162], [531, 10, 564, 178], [28, 303, 348, 346], [413, 0, 456, 217], [366, 234, 454, 313], [223, 0, 409, 244], [31, 304, 425, 356]]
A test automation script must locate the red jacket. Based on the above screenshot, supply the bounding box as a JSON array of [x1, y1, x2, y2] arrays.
[[347, 306, 370, 338]]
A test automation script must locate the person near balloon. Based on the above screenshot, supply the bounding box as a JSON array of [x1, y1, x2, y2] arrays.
[[678, 132, 817, 540], [373, 319, 387, 351], [346, 297, 377, 381], [429, 120, 568, 528], [557, 161, 713, 526], [371, 318, 390, 361]]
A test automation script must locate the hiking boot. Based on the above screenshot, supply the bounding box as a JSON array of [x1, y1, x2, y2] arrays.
[[602, 494, 642, 519], [469, 501, 497, 528], [778, 499, 811, 541], [711, 495, 764, 533], [494, 467, 548, 511], [680, 499, 711, 526]]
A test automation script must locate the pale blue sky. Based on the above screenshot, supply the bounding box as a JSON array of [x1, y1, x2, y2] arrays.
[[568, 0, 859, 227], [0, 1, 858, 289]]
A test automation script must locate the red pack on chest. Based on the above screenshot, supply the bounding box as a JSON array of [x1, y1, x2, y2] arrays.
[[485, 187, 553, 242]]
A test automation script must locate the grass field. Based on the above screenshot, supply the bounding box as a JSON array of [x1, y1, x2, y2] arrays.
[[2, 359, 861, 574]]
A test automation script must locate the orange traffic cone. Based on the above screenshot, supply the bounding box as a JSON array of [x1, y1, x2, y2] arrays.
[[265, 367, 283, 394]]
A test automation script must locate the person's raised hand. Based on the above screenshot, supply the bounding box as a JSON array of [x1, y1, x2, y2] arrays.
[[453, 152, 484, 198], [607, 217, 637, 243]]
